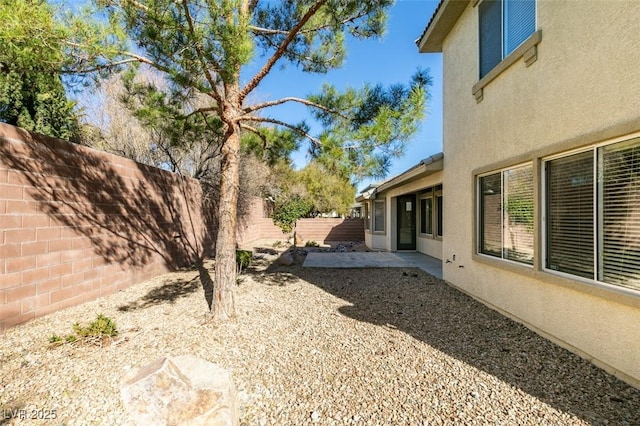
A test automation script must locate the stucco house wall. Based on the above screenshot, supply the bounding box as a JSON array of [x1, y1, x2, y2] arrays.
[[361, 166, 442, 259], [422, 0, 640, 386]]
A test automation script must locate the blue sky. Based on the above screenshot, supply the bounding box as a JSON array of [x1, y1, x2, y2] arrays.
[[245, 0, 443, 192]]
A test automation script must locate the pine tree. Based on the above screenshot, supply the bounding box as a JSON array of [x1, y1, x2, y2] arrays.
[[66, 0, 431, 320]]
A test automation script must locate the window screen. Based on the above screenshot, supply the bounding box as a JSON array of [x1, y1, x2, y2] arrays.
[[546, 151, 594, 279], [600, 140, 640, 289], [373, 200, 385, 232], [503, 166, 534, 264], [479, 164, 533, 264], [503, 0, 536, 56], [364, 202, 370, 230], [436, 195, 443, 237], [420, 197, 433, 234], [480, 173, 502, 257]]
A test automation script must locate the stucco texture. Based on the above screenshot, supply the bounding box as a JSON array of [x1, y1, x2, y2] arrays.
[[437, 0, 640, 386]]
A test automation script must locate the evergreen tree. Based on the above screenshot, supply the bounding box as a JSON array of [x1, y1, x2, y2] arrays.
[[0, 0, 79, 141], [66, 0, 431, 320]]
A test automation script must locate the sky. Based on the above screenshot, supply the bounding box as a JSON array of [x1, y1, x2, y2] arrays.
[[244, 0, 443, 192]]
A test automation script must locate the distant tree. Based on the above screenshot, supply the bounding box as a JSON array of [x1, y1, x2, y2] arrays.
[[298, 162, 356, 215], [0, 0, 80, 140], [272, 195, 314, 234], [65, 0, 430, 320]]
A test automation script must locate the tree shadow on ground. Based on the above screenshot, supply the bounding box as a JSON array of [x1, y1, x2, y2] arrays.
[[252, 262, 640, 424], [117, 275, 200, 311], [116, 261, 216, 312], [0, 126, 216, 307]]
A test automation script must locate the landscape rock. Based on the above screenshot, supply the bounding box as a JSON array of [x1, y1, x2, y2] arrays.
[[121, 355, 238, 426], [275, 251, 294, 266]]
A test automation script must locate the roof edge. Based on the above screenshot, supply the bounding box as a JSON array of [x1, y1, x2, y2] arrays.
[[357, 152, 444, 200], [417, 0, 471, 53]]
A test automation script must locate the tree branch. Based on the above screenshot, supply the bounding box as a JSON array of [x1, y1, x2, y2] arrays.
[[64, 41, 174, 75], [181, 0, 224, 107], [122, 0, 150, 12], [239, 0, 328, 102], [248, 11, 370, 36], [239, 123, 269, 149], [242, 96, 348, 119], [61, 58, 141, 74], [182, 106, 218, 121], [245, 116, 320, 147]]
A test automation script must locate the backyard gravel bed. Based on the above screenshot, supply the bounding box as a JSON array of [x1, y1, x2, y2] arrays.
[[1, 247, 639, 425]]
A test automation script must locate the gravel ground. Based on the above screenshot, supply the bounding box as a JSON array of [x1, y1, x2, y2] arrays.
[[1, 246, 640, 425]]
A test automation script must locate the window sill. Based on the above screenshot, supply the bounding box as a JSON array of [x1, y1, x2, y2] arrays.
[[372, 231, 386, 235], [472, 30, 542, 103], [472, 252, 640, 309]]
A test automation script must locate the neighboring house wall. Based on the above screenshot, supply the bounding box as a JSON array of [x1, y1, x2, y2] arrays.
[[364, 170, 443, 259], [434, 1, 640, 386], [0, 124, 215, 332]]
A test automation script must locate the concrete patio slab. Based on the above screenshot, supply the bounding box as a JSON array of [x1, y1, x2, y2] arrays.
[[303, 251, 443, 279]]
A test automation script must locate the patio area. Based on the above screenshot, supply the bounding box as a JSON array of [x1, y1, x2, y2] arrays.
[[303, 251, 443, 278]]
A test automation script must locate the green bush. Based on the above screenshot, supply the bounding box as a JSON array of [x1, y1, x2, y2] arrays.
[[73, 314, 118, 338], [49, 314, 117, 347], [236, 249, 253, 273], [305, 240, 319, 247], [272, 196, 313, 233]]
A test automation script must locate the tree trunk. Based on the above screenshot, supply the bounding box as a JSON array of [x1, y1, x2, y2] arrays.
[[213, 124, 241, 320]]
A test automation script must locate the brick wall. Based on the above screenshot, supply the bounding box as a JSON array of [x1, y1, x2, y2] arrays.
[[296, 218, 364, 243], [236, 198, 290, 247], [236, 198, 364, 247], [0, 124, 215, 331], [0, 124, 366, 331]]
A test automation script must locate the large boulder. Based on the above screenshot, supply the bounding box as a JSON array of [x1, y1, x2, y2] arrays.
[[275, 250, 294, 266], [121, 355, 238, 426]]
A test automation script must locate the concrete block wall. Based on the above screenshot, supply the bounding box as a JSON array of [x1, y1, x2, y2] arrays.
[[296, 218, 364, 243], [0, 124, 215, 331], [0, 124, 365, 331], [236, 198, 365, 247]]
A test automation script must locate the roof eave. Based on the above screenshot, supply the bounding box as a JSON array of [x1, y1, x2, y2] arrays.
[[375, 153, 444, 194], [417, 0, 471, 53]]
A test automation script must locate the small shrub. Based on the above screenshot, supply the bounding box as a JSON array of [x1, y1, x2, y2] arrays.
[[305, 240, 319, 247], [48, 334, 63, 345], [73, 314, 118, 338], [236, 250, 253, 274], [49, 314, 118, 348], [272, 240, 284, 248]]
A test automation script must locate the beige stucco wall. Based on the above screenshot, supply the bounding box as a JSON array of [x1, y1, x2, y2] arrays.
[[365, 171, 443, 259], [439, 0, 640, 386]]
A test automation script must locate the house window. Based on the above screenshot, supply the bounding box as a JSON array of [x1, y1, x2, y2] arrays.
[[545, 136, 640, 291], [436, 194, 443, 237], [373, 199, 385, 233], [364, 202, 370, 230], [419, 186, 442, 237], [479, 164, 534, 265], [479, 0, 536, 78], [420, 197, 433, 235]]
